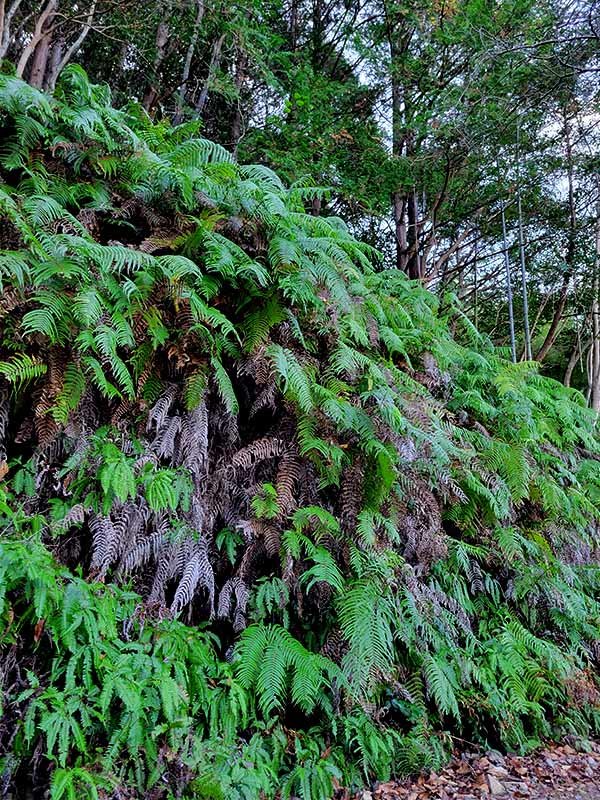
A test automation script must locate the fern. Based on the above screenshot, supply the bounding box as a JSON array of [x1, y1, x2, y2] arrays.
[[236, 624, 341, 715], [1, 66, 600, 800], [336, 578, 397, 696], [211, 356, 239, 414], [268, 344, 314, 413], [0, 353, 47, 386]]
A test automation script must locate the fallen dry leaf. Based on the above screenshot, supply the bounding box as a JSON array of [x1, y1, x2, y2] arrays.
[[33, 618, 45, 642], [366, 740, 600, 800]]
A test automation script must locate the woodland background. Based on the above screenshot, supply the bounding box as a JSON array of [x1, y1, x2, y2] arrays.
[[2, 0, 599, 383]]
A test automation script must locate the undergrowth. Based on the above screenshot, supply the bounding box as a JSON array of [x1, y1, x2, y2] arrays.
[[0, 67, 599, 799]]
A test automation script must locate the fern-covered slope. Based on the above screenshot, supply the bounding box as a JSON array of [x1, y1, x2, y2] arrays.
[[1, 68, 600, 799]]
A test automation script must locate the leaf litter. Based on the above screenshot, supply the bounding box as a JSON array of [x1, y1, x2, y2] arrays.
[[354, 742, 600, 800]]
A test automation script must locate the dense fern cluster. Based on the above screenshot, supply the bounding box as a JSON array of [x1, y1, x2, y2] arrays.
[[1, 68, 600, 799]]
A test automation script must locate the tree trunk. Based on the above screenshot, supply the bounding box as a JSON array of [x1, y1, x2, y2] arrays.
[[142, 3, 173, 112], [0, 0, 24, 59], [406, 187, 422, 279], [289, 0, 298, 51], [385, 1, 416, 276], [472, 243, 478, 328], [16, 0, 56, 80], [390, 41, 407, 272], [515, 120, 532, 360], [43, 36, 63, 90], [0, 0, 5, 55], [311, 0, 323, 67], [536, 111, 576, 363], [174, 0, 205, 122], [393, 192, 408, 271], [565, 341, 589, 387], [45, 0, 97, 91], [29, 30, 53, 88], [564, 312, 591, 388], [195, 33, 225, 114], [231, 45, 248, 153], [589, 191, 600, 414], [500, 198, 517, 362]]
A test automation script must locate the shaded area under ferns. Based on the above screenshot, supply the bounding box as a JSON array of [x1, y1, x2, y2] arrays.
[[0, 67, 600, 799]]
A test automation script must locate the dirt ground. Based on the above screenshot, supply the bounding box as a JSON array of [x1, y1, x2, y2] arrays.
[[360, 742, 600, 800]]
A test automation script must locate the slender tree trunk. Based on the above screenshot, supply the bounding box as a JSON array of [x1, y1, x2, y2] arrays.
[[431, 228, 471, 288], [0, 0, 24, 59], [311, 0, 323, 67], [290, 0, 298, 51], [16, 0, 56, 79], [536, 111, 576, 363], [43, 36, 63, 90], [30, 0, 97, 91], [529, 292, 551, 342], [472, 239, 479, 329], [393, 192, 408, 271], [0, 0, 5, 55], [174, 0, 205, 122], [49, 0, 97, 90], [29, 29, 53, 87], [385, 2, 416, 277], [390, 45, 407, 272], [565, 341, 589, 387], [589, 191, 600, 414], [195, 33, 225, 114], [515, 120, 532, 360], [142, 2, 173, 112], [535, 275, 570, 362], [500, 198, 517, 363], [406, 186, 422, 279], [564, 312, 591, 387], [231, 45, 248, 153]]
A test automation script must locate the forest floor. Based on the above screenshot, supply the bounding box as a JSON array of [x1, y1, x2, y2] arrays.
[[360, 742, 600, 800]]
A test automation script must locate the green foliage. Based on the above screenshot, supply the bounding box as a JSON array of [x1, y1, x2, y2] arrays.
[[0, 353, 47, 387], [0, 68, 599, 800], [236, 624, 342, 715], [280, 736, 343, 800]]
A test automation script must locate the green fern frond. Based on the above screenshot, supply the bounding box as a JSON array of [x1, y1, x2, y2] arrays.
[[0, 354, 47, 387], [211, 357, 239, 414]]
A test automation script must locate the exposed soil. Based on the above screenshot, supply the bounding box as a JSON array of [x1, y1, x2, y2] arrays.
[[361, 742, 600, 800]]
